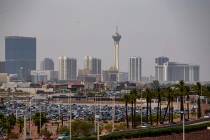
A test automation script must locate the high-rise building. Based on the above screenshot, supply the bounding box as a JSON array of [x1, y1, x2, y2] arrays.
[[112, 28, 121, 72], [129, 57, 142, 82], [0, 61, 5, 73], [5, 36, 36, 81], [58, 56, 77, 81], [155, 57, 199, 82], [155, 56, 169, 65], [84, 56, 101, 74], [40, 58, 54, 70]]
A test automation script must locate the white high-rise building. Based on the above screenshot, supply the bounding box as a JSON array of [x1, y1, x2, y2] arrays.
[[84, 56, 101, 74], [58, 56, 77, 81], [129, 57, 142, 82], [155, 57, 199, 82]]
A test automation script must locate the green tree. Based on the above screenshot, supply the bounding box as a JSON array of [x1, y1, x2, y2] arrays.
[[122, 94, 129, 128], [185, 86, 190, 120], [143, 87, 153, 125], [0, 113, 16, 135], [129, 89, 138, 128], [17, 118, 24, 133], [32, 112, 48, 134], [192, 82, 207, 118], [176, 80, 187, 121], [152, 80, 161, 125]]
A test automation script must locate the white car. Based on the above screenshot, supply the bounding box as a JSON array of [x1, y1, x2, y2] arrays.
[[203, 115, 210, 119]]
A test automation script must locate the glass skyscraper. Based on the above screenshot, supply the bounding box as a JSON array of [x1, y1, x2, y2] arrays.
[[5, 36, 36, 81]]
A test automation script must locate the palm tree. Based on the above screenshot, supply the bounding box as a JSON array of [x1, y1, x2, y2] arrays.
[[32, 112, 48, 134], [129, 89, 138, 128], [185, 86, 190, 120], [170, 86, 176, 123], [122, 94, 129, 128], [192, 82, 202, 118], [17, 118, 24, 133], [144, 87, 153, 125], [162, 87, 171, 123], [176, 80, 186, 121], [152, 80, 161, 125], [133, 89, 138, 128], [144, 88, 150, 124], [149, 91, 153, 125]]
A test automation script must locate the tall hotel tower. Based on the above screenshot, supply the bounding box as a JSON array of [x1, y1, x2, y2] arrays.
[[112, 28, 121, 72], [129, 57, 142, 82], [58, 56, 77, 81], [84, 56, 101, 74]]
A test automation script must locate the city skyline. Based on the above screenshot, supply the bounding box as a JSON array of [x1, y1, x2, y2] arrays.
[[0, 0, 210, 81]]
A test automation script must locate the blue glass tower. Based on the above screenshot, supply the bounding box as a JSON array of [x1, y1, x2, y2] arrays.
[[5, 36, 36, 81]]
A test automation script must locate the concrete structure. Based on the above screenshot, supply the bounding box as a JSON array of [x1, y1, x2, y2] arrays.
[[155, 57, 199, 82], [112, 28, 121, 72], [0, 61, 5, 73], [40, 58, 54, 70], [141, 75, 155, 83], [129, 57, 142, 82], [31, 70, 58, 83], [5, 36, 36, 81], [118, 72, 128, 82], [102, 70, 118, 82], [84, 56, 101, 74], [58, 56, 77, 81]]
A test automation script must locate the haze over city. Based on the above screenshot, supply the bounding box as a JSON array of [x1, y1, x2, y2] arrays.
[[0, 0, 210, 80]]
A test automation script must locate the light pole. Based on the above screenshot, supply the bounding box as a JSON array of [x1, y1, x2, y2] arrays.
[[180, 111, 185, 140], [140, 90, 143, 126], [23, 115, 26, 140], [69, 92, 72, 140], [97, 95, 101, 140], [94, 95, 97, 133], [39, 105, 41, 136], [112, 94, 115, 132], [29, 96, 32, 138]]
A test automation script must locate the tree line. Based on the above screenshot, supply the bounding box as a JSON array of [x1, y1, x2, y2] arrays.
[[123, 80, 210, 129]]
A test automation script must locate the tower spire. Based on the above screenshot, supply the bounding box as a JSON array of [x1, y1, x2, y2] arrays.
[[112, 27, 121, 72]]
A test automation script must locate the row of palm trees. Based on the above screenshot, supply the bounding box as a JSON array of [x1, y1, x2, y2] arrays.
[[123, 80, 210, 129]]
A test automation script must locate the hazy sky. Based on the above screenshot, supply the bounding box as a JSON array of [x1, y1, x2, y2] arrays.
[[0, 0, 210, 81]]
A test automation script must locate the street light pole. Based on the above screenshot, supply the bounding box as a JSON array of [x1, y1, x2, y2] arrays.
[[29, 97, 32, 138], [23, 115, 26, 140], [39, 106, 41, 136], [70, 92, 72, 140], [97, 95, 101, 140], [183, 112, 185, 140], [112, 95, 115, 132], [140, 90, 143, 126], [94, 95, 97, 133]]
